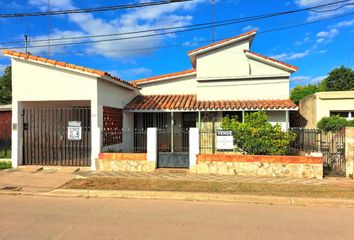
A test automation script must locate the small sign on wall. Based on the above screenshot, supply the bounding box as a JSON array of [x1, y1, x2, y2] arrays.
[[68, 121, 82, 140], [217, 130, 234, 151]]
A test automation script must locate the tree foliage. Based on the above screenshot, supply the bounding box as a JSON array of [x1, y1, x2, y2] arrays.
[[290, 66, 354, 104], [290, 84, 320, 104], [221, 111, 296, 155], [317, 115, 348, 133], [323, 66, 354, 91], [0, 66, 12, 104]]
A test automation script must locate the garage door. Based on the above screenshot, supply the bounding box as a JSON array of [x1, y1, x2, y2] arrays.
[[22, 107, 91, 166]]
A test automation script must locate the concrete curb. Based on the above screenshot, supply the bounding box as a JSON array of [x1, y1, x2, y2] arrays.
[[44, 189, 354, 207]]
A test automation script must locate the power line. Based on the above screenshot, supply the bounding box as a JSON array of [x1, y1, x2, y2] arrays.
[[0, 0, 192, 18], [0, 0, 352, 47], [8, 11, 352, 55]]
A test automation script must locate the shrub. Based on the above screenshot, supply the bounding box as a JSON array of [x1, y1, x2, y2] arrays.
[[221, 111, 296, 155], [317, 116, 348, 132], [347, 119, 354, 127]]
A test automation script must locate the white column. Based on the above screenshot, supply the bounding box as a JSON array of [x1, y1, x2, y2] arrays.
[[147, 127, 157, 162], [189, 128, 199, 168], [90, 104, 102, 171], [285, 110, 289, 131], [11, 101, 23, 168]]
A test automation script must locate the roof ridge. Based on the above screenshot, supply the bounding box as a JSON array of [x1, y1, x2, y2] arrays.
[[130, 68, 196, 86], [187, 30, 257, 55], [244, 49, 298, 71], [1, 49, 136, 89]]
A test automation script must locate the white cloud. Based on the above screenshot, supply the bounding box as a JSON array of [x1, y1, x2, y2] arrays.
[[115, 67, 152, 78], [26, 29, 86, 56], [183, 36, 207, 47], [296, 0, 354, 21], [28, 0, 209, 58], [294, 36, 310, 45], [335, 18, 354, 27], [290, 75, 327, 84], [242, 25, 259, 32], [316, 28, 339, 43], [271, 49, 310, 61]]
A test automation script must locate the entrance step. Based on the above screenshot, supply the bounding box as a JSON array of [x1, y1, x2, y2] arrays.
[[42, 166, 80, 173], [17, 166, 43, 172], [154, 168, 189, 174]]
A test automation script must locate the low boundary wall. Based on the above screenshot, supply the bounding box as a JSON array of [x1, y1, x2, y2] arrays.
[[97, 153, 155, 173], [190, 154, 323, 179]]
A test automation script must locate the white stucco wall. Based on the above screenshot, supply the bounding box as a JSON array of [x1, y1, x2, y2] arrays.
[[267, 111, 288, 131], [196, 40, 250, 78], [138, 75, 197, 95], [197, 78, 290, 100]]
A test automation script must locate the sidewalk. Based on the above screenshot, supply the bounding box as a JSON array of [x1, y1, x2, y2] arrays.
[[1, 168, 354, 207], [0, 166, 79, 193]]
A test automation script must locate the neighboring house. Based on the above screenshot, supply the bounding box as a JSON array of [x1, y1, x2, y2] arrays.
[[0, 104, 12, 154], [299, 91, 354, 128], [2, 30, 298, 169]]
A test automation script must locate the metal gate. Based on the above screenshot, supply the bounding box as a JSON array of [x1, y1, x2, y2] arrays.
[[22, 107, 91, 166], [291, 128, 346, 176], [321, 129, 346, 176], [157, 129, 189, 168]]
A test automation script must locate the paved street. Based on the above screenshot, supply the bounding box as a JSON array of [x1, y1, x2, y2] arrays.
[[0, 195, 353, 240]]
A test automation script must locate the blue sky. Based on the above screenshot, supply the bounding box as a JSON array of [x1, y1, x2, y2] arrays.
[[0, 0, 353, 88]]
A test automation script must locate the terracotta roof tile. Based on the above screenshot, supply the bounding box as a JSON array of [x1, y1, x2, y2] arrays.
[[130, 69, 196, 86], [187, 30, 257, 55], [125, 94, 298, 111], [244, 49, 298, 71], [1, 50, 136, 89]]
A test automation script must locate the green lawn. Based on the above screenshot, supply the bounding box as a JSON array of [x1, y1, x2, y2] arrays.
[[0, 161, 11, 170], [0, 149, 11, 158]]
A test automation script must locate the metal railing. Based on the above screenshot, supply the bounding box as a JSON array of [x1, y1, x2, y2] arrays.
[[0, 120, 11, 158], [102, 129, 147, 153]]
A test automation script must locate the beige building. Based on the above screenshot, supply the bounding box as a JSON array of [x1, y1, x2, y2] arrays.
[[299, 91, 354, 128], [3, 30, 299, 169]]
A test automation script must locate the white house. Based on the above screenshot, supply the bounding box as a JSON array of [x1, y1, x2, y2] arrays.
[[3, 30, 298, 170]]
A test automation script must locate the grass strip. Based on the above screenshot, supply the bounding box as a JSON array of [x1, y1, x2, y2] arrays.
[[62, 176, 354, 199]]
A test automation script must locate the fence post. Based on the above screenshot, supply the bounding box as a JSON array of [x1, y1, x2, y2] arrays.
[[345, 127, 354, 179], [189, 128, 199, 168], [147, 127, 157, 163]]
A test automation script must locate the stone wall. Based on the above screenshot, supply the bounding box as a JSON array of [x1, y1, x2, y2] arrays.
[[190, 154, 323, 179], [97, 153, 155, 173], [345, 127, 354, 179]]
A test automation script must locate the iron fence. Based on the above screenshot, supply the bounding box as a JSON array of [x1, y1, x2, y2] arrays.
[[290, 127, 346, 176], [0, 119, 11, 158], [157, 128, 189, 152], [102, 129, 147, 153], [200, 129, 293, 155]]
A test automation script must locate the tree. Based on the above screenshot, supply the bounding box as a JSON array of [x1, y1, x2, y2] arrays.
[[290, 84, 320, 105], [0, 66, 12, 104], [317, 115, 348, 132], [323, 66, 354, 91]]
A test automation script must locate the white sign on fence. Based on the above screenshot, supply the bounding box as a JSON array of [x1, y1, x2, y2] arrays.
[[217, 130, 234, 150], [68, 121, 82, 140]]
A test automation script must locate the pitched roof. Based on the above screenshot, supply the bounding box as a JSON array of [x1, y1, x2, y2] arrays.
[[244, 50, 298, 72], [1, 50, 136, 89], [187, 30, 257, 56], [125, 94, 298, 111], [130, 69, 196, 86]]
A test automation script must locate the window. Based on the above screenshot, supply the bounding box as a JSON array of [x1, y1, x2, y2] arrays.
[[330, 111, 353, 120]]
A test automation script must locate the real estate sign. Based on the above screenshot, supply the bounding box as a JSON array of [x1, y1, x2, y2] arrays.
[[68, 121, 82, 140], [217, 130, 234, 151]]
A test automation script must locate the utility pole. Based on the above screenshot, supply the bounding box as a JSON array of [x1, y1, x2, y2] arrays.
[[24, 35, 29, 53], [212, 0, 214, 43], [48, 0, 51, 56]]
